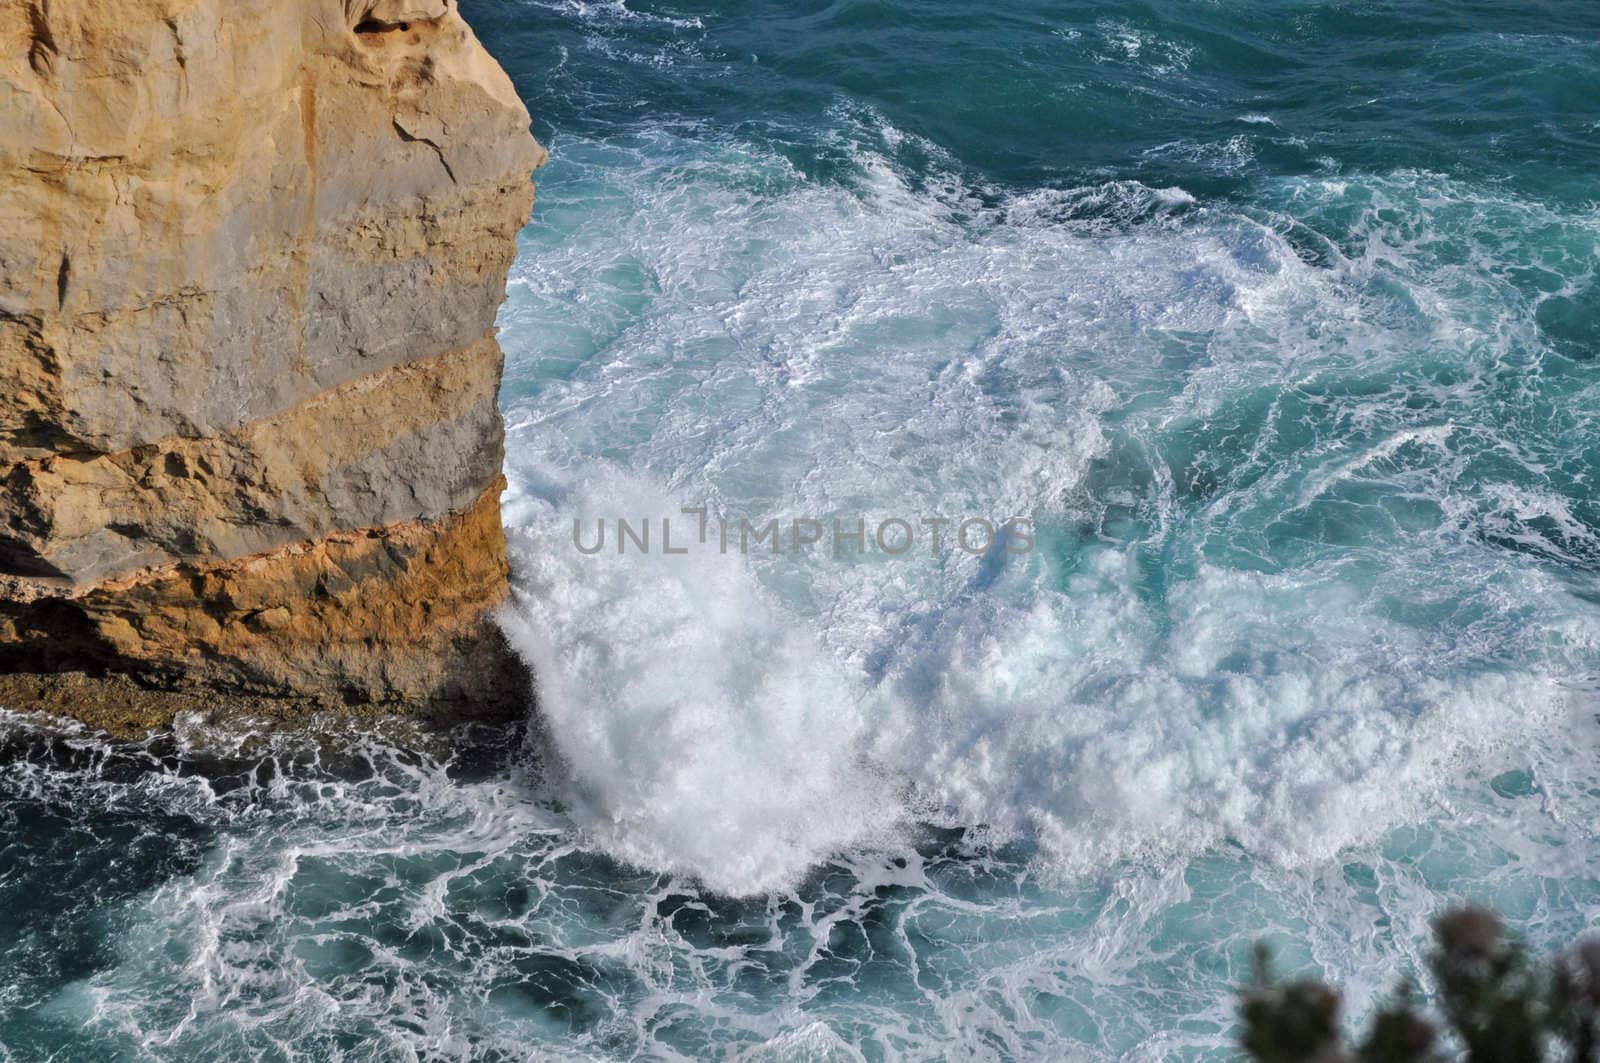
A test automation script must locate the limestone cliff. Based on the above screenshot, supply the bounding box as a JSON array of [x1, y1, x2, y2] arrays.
[[0, 0, 545, 731]]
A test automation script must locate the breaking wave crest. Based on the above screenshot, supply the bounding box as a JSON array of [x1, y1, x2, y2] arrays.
[[494, 125, 1600, 899]]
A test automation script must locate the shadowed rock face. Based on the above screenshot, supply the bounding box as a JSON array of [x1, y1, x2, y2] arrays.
[[0, 0, 545, 731]]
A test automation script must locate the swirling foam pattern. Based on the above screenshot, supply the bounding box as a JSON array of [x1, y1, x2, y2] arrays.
[[4, 0, 1600, 1058]]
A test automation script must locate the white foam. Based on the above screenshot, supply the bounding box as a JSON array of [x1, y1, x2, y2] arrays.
[[500, 468, 905, 895], [527, 0, 705, 31], [495, 130, 1600, 897]]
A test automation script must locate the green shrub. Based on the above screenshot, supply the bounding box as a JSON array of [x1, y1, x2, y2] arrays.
[[1239, 908, 1600, 1062]]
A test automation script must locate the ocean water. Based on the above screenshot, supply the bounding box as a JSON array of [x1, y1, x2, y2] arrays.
[[4, 0, 1600, 1058]]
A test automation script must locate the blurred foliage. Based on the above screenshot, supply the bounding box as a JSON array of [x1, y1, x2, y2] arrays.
[[1240, 907, 1600, 1062]]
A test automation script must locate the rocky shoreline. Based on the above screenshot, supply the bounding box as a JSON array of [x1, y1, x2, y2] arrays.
[[0, 0, 544, 730]]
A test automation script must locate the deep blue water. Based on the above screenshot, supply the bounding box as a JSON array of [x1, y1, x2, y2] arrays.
[[4, 1, 1600, 1058]]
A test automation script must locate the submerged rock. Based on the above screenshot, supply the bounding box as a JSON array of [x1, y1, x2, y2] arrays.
[[0, 0, 545, 732]]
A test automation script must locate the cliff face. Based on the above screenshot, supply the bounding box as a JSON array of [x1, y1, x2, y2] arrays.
[[0, 0, 545, 729]]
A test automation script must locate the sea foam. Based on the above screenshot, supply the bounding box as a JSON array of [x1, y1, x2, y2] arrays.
[[494, 125, 1600, 896]]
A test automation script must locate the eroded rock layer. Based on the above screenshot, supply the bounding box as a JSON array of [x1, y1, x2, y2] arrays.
[[0, 0, 545, 729]]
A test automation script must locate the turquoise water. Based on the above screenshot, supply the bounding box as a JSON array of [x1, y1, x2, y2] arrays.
[[4, 1, 1600, 1058]]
